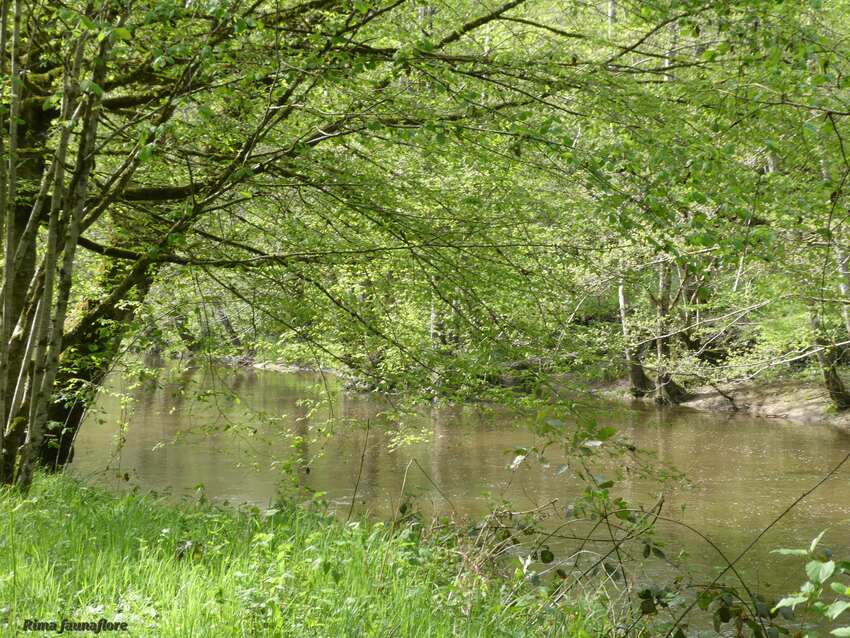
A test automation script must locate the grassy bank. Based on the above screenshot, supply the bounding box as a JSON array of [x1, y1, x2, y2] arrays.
[[0, 475, 613, 637]]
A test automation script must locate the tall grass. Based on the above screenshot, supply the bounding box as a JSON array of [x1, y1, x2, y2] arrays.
[[0, 475, 616, 637]]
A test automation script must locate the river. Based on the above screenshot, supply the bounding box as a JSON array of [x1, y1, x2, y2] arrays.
[[70, 360, 850, 609]]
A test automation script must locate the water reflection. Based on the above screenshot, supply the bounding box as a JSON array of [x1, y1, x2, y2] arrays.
[[72, 362, 850, 596]]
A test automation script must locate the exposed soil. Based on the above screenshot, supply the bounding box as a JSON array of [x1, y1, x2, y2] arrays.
[[595, 378, 850, 426]]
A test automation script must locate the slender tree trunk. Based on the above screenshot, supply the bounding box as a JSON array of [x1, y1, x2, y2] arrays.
[[173, 314, 199, 354], [654, 261, 689, 405], [0, 0, 52, 481], [15, 29, 108, 488], [0, 0, 10, 456], [835, 246, 850, 338], [17, 52, 82, 487], [215, 305, 245, 354], [618, 278, 653, 397], [811, 312, 850, 410], [814, 123, 850, 355], [418, 3, 434, 36]]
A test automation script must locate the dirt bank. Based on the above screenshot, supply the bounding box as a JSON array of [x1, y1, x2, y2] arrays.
[[251, 359, 850, 427], [595, 379, 850, 426]]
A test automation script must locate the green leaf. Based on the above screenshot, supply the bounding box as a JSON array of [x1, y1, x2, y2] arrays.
[[811, 531, 826, 553], [827, 601, 850, 620], [806, 560, 835, 584], [830, 628, 850, 636], [773, 595, 808, 611], [42, 94, 61, 111], [772, 548, 809, 556], [832, 582, 850, 595], [81, 79, 104, 96], [596, 426, 616, 441], [112, 27, 132, 41]]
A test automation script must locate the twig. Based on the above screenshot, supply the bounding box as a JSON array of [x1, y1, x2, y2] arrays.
[[665, 448, 850, 636], [346, 419, 370, 522], [412, 458, 458, 517], [391, 459, 414, 532]]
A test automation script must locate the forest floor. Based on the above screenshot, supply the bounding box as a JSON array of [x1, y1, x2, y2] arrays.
[[595, 378, 850, 426], [0, 474, 615, 637]]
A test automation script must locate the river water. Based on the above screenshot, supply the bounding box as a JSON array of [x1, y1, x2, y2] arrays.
[[71, 361, 850, 604]]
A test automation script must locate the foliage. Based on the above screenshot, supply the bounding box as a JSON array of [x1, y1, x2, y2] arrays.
[[0, 474, 627, 637], [774, 532, 850, 637]]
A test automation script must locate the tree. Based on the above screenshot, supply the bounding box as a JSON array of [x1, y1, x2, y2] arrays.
[[1, 0, 577, 486], [7, 0, 850, 490]]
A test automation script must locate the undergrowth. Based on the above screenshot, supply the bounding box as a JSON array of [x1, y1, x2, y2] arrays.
[[0, 474, 626, 637]]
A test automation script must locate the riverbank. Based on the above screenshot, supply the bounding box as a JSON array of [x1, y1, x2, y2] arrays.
[[0, 475, 615, 637], [253, 356, 850, 427], [251, 356, 850, 427], [594, 378, 850, 426]]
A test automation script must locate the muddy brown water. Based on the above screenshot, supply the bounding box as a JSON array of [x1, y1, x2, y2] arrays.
[[71, 362, 850, 606]]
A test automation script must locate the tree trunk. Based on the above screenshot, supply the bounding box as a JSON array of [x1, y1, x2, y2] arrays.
[[38, 261, 154, 470], [216, 305, 242, 349], [654, 262, 690, 405], [173, 314, 199, 354], [811, 312, 850, 411], [618, 278, 653, 397], [0, 4, 52, 478], [836, 245, 850, 338]]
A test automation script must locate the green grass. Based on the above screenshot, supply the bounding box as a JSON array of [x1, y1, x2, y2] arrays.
[[0, 475, 613, 637]]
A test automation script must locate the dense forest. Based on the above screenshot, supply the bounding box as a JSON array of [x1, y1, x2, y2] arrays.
[[3, 0, 850, 636]]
